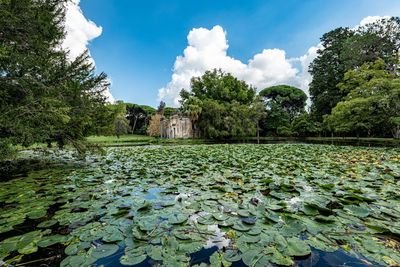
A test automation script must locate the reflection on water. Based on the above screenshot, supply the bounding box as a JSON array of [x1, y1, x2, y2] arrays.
[[1, 185, 381, 267], [93, 247, 378, 267]]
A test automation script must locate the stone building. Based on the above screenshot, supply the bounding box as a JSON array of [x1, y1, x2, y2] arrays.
[[160, 115, 194, 139]]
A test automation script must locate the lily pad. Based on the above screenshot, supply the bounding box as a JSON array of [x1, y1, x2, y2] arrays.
[[90, 244, 119, 259]]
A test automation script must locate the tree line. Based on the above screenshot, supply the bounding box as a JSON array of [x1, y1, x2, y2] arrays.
[[109, 101, 177, 138], [0, 0, 398, 160], [179, 17, 400, 139], [108, 16, 400, 141]]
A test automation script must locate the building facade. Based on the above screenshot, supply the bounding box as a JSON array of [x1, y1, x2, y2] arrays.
[[160, 115, 194, 139]]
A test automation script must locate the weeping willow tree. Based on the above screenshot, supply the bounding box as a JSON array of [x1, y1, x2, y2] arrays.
[[0, 0, 113, 159]]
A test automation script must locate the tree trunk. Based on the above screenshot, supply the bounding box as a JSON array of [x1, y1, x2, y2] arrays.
[[393, 126, 400, 139], [257, 121, 260, 144], [132, 116, 138, 133]]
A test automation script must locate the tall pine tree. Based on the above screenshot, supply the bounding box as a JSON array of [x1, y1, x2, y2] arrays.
[[0, 0, 112, 158]]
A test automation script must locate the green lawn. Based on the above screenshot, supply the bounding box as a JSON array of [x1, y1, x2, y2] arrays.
[[87, 134, 207, 147], [87, 134, 155, 145], [15, 134, 399, 151]]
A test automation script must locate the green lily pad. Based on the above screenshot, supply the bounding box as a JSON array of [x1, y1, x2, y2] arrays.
[[238, 234, 261, 243], [37, 235, 68, 247], [224, 250, 241, 262], [232, 221, 251, 232], [270, 248, 293, 266], [168, 213, 188, 224], [344, 205, 370, 218], [90, 244, 119, 259], [212, 213, 230, 221], [64, 242, 91, 256], [60, 255, 96, 267], [37, 219, 58, 228], [286, 237, 311, 256], [147, 245, 163, 261]]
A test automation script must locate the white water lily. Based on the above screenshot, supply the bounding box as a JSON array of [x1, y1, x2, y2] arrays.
[[188, 211, 209, 224], [204, 224, 230, 249], [303, 185, 313, 192], [286, 196, 303, 211]]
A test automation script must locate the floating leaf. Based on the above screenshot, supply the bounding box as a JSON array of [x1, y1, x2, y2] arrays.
[[223, 250, 241, 262], [168, 213, 188, 224], [90, 244, 119, 259], [37, 235, 68, 248], [60, 255, 96, 267], [64, 242, 91, 256], [286, 237, 311, 256], [344, 205, 370, 218]]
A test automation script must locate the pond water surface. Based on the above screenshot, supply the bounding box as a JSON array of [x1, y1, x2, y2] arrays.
[[0, 144, 399, 266]]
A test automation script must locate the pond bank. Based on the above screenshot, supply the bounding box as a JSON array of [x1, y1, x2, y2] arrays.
[[90, 135, 400, 148]]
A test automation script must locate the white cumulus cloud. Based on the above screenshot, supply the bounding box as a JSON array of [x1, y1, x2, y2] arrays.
[[159, 15, 392, 107], [158, 25, 319, 107], [62, 0, 114, 103], [62, 0, 102, 60], [358, 15, 390, 28]]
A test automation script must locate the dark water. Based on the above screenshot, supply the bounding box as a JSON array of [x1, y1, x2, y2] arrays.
[[1, 202, 379, 267], [93, 247, 377, 267], [0, 176, 385, 266]]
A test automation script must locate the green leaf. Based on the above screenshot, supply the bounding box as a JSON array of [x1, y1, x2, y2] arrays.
[[232, 221, 251, 232], [90, 244, 119, 259], [147, 245, 163, 261], [238, 234, 261, 243], [37, 219, 58, 228], [64, 242, 91, 256], [344, 205, 370, 218], [223, 250, 241, 262], [270, 248, 293, 266], [168, 213, 188, 225], [286, 237, 311, 256], [120, 254, 146, 265], [210, 251, 231, 267], [60, 255, 96, 267], [37, 235, 67, 248]]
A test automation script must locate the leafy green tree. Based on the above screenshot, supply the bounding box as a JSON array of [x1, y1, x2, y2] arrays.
[[163, 107, 178, 118], [259, 85, 307, 135], [309, 27, 354, 121], [291, 113, 319, 137], [114, 114, 130, 138], [157, 101, 166, 115], [277, 126, 293, 137], [0, 0, 111, 158], [309, 17, 400, 121], [105, 101, 130, 138], [180, 69, 259, 139], [179, 93, 202, 132], [324, 59, 400, 138], [252, 96, 267, 143], [189, 69, 256, 104], [126, 104, 156, 134]]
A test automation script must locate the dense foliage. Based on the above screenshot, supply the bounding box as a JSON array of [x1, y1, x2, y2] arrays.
[[126, 104, 156, 134], [0, 145, 399, 266], [309, 17, 400, 122], [180, 69, 264, 139], [324, 59, 400, 138], [0, 0, 112, 158], [259, 85, 308, 136]]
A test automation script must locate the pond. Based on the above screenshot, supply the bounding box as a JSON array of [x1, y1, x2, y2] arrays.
[[0, 144, 399, 266]]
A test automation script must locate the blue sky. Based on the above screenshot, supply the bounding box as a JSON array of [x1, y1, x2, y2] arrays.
[[78, 0, 399, 107]]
